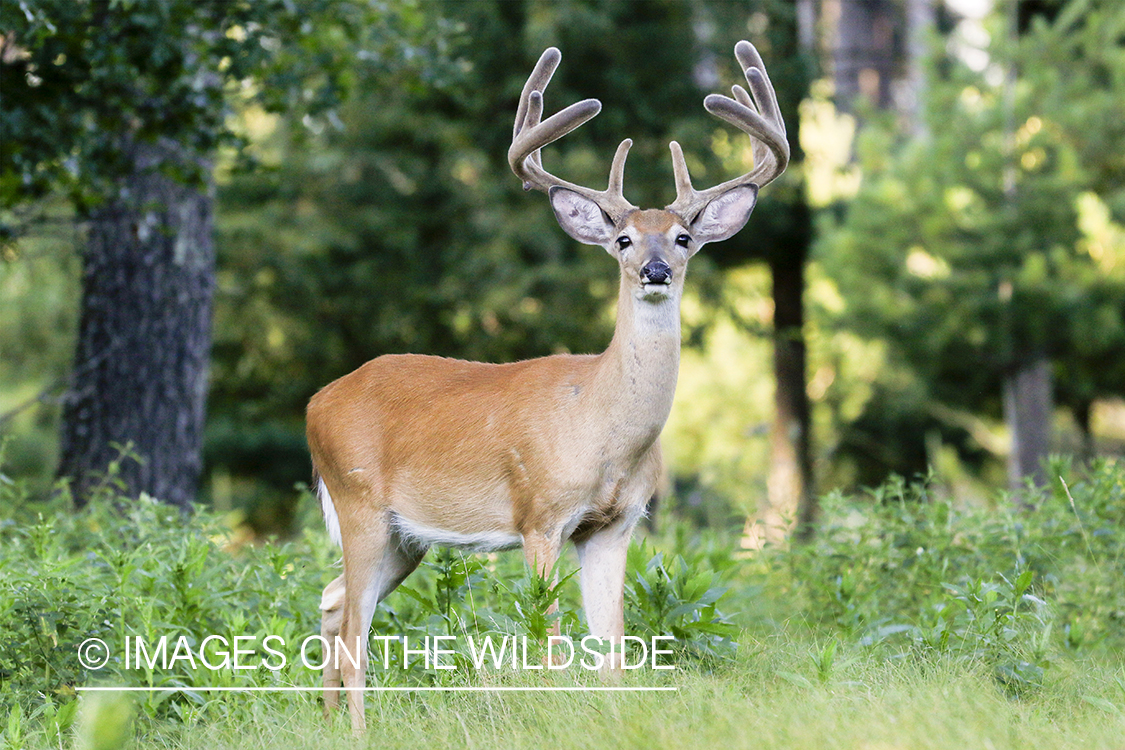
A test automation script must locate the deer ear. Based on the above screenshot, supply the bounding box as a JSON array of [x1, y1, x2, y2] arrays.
[[691, 185, 759, 246], [549, 187, 615, 246]]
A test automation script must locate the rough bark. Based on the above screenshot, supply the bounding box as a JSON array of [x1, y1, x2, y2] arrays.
[[1003, 356, 1053, 491], [57, 141, 214, 509]]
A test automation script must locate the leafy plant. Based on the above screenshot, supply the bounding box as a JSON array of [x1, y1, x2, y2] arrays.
[[914, 570, 1052, 693], [508, 558, 580, 644], [625, 541, 738, 662]]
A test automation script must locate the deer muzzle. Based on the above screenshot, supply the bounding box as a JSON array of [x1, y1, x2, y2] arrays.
[[640, 259, 672, 285]]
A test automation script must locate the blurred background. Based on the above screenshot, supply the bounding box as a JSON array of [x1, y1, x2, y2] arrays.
[[2, 0, 1123, 540]]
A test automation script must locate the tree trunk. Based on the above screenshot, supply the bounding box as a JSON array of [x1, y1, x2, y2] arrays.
[[904, 0, 935, 135], [1003, 356, 1053, 491], [742, 2, 817, 550], [1074, 399, 1095, 463], [57, 142, 214, 509], [834, 0, 898, 112], [763, 250, 816, 544]]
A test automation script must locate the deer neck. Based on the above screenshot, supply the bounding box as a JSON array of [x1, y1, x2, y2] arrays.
[[589, 275, 682, 450]]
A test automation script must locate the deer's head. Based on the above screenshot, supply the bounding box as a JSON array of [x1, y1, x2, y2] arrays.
[[509, 42, 789, 305]]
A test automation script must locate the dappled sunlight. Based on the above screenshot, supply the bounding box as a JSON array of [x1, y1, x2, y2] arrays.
[[667, 299, 774, 516], [1076, 191, 1125, 274], [800, 84, 862, 207]]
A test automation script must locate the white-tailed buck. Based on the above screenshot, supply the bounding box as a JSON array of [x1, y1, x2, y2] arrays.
[[309, 41, 788, 732]]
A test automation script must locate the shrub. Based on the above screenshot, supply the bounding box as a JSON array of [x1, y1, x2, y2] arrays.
[[748, 458, 1123, 691]]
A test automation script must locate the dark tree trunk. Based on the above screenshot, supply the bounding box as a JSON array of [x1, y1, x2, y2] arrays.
[[1003, 355, 1053, 491], [741, 2, 817, 549], [57, 142, 214, 509], [766, 248, 816, 543], [996, 1, 1052, 497], [834, 0, 899, 112], [1074, 399, 1095, 462]]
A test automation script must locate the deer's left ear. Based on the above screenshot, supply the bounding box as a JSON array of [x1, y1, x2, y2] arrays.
[[691, 185, 759, 246]]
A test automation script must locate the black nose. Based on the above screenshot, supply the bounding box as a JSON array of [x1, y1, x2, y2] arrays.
[[641, 259, 672, 285]]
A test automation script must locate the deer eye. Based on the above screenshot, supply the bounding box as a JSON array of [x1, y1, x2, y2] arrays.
[[616, 236, 632, 249], [676, 234, 691, 247]]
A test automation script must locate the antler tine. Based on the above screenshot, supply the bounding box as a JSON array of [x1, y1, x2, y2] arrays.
[[731, 84, 754, 110], [513, 47, 559, 141], [734, 40, 783, 126], [669, 141, 693, 198], [667, 40, 789, 222], [509, 48, 637, 222]]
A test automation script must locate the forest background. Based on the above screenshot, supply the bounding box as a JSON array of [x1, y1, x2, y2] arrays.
[[2, 1, 1124, 748], [3, 0, 1122, 539]]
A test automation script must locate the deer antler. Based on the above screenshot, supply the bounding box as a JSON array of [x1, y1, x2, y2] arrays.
[[509, 47, 638, 223], [667, 40, 789, 222]]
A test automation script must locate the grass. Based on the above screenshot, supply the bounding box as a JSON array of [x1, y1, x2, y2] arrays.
[[70, 637, 1125, 750]]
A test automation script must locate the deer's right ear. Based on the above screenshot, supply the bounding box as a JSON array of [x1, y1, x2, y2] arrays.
[[549, 187, 615, 247]]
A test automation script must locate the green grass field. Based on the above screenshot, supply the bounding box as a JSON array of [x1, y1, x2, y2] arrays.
[[70, 643, 1124, 750]]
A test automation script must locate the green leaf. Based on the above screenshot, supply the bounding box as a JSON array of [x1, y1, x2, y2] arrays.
[[775, 670, 814, 689]]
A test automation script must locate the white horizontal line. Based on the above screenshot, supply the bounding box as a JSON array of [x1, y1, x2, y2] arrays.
[[77, 686, 676, 693]]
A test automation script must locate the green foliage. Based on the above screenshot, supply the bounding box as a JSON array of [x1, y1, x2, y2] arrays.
[[0, 218, 80, 489], [913, 570, 1051, 692], [751, 459, 1124, 693], [0, 465, 734, 739], [73, 692, 134, 750], [509, 558, 579, 644], [0, 0, 444, 223], [625, 541, 738, 661], [0, 0, 457, 508], [0, 448, 336, 728], [816, 0, 1125, 481], [1, 460, 1121, 744]]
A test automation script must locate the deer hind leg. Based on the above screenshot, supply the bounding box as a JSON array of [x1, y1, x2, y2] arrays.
[[331, 518, 426, 734], [320, 575, 347, 716]]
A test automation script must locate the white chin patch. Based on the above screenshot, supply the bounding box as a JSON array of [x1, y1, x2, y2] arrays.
[[641, 284, 672, 301]]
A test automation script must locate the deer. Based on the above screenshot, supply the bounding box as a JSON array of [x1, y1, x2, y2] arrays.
[[308, 40, 788, 733]]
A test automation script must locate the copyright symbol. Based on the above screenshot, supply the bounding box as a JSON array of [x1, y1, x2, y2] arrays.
[[78, 638, 110, 670]]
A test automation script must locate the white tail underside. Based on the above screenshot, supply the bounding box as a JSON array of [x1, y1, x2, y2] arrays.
[[317, 477, 343, 548]]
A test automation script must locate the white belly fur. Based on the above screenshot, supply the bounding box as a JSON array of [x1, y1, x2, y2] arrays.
[[392, 515, 523, 552]]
